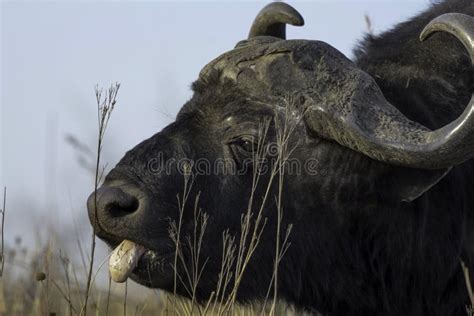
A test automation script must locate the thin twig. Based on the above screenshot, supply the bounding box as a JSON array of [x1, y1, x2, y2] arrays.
[[364, 13, 374, 36], [83, 83, 120, 316], [124, 281, 128, 316], [50, 278, 78, 314], [105, 276, 112, 316], [461, 260, 474, 307], [0, 187, 5, 277], [60, 250, 74, 316]]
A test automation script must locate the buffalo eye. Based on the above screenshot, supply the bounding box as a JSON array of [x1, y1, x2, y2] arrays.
[[235, 136, 255, 152], [229, 135, 257, 159]]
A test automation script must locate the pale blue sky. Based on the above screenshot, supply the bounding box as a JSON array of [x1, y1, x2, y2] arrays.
[[1, 1, 429, 247]]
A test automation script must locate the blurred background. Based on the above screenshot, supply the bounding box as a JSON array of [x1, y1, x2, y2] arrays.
[[1, 0, 431, 313]]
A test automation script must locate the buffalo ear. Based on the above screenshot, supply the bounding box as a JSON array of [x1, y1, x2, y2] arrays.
[[381, 167, 451, 202]]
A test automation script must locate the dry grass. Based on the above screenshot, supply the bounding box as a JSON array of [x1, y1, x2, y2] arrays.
[[1, 187, 6, 278], [84, 82, 120, 316], [0, 229, 299, 315], [165, 98, 303, 315]]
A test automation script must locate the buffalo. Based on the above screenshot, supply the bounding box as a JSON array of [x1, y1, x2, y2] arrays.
[[88, 1, 474, 315]]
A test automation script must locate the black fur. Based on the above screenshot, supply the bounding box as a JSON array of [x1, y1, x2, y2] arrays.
[[89, 1, 474, 315]]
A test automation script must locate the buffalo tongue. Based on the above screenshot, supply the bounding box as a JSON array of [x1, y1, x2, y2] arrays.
[[109, 240, 145, 283]]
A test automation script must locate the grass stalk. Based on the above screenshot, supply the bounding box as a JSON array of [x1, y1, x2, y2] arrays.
[[124, 281, 128, 316], [83, 83, 120, 316], [105, 276, 112, 316], [0, 187, 5, 277], [461, 260, 474, 308]]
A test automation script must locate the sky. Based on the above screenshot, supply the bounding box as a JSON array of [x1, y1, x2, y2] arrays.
[[1, 1, 430, 251]]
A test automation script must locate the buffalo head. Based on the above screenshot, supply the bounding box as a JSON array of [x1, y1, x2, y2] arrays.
[[87, 2, 474, 312]]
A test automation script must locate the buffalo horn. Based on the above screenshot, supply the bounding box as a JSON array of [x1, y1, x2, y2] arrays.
[[248, 2, 304, 39], [308, 13, 474, 169]]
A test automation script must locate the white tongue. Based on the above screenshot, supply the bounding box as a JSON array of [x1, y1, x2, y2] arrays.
[[108, 240, 145, 283]]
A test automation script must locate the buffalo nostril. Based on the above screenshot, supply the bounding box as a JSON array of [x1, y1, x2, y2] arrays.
[[87, 186, 140, 222]]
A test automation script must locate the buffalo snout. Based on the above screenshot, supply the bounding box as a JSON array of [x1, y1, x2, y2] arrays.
[[87, 185, 144, 234]]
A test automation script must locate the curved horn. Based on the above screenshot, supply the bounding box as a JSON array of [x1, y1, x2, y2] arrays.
[[305, 13, 474, 169], [248, 2, 304, 39]]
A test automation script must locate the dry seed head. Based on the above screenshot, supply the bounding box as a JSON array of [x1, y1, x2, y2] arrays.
[[35, 272, 46, 281]]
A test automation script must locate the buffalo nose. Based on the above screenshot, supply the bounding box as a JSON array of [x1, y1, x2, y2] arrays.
[[87, 186, 140, 223]]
